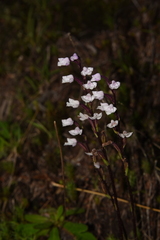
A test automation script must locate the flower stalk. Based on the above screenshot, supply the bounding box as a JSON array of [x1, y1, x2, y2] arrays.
[[58, 53, 137, 239]]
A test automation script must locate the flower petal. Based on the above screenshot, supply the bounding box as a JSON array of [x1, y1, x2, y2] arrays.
[[107, 120, 118, 128], [58, 57, 70, 66], [92, 91, 104, 100], [97, 103, 117, 115], [78, 112, 89, 121], [105, 105, 117, 115], [118, 131, 133, 138], [83, 81, 97, 90], [81, 67, 93, 76], [66, 98, 80, 108], [89, 113, 102, 120], [94, 162, 100, 168], [69, 127, 83, 136], [62, 74, 74, 83], [97, 102, 109, 111], [91, 73, 101, 82], [64, 138, 77, 147], [109, 80, 120, 90], [62, 118, 74, 126], [70, 53, 78, 61], [81, 93, 95, 103]]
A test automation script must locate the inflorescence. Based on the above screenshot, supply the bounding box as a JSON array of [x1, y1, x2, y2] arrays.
[[58, 53, 133, 167]]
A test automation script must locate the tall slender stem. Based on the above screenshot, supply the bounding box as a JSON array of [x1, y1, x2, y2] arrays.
[[97, 132, 128, 240], [54, 121, 66, 215], [124, 165, 138, 240], [112, 84, 138, 239], [104, 152, 128, 240]]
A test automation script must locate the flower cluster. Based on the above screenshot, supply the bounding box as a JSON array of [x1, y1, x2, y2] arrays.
[[58, 53, 133, 157], [58, 54, 137, 240]]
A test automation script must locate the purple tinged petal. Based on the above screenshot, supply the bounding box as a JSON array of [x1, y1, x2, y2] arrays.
[[81, 67, 93, 76], [69, 127, 83, 136], [70, 53, 79, 61], [91, 73, 101, 82], [58, 57, 70, 66], [107, 120, 118, 128], [81, 93, 95, 103], [92, 91, 104, 100], [83, 81, 97, 90], [62, 74, 74, 83]]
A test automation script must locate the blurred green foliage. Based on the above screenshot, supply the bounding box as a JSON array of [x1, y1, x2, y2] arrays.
[[0, 120, 22, 158], [0, 205, 96, 240]]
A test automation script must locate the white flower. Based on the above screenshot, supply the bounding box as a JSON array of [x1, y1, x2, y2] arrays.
[[118, 131, 133, 138], [94, 162, 100, 169], [81, 93, 95, 103], [81, 67, 93, 76], [97, 103, 117, 115], [57, 57, 70, 66], [105, 104, 117, 115], [78, 112, 89, 121], [62, 74, 74, 83], [97, 102, 109, 111], [66, 98, 80, 108], [64, 138, 77, 147], [85, 152, 93, 156], [91, 73, 101, 82], [89, 113, 102, 120], [70, 53, 78, 61], [83, 81, 97, 90], [62, 118, 74, 127], [97, 103, 108, 111], [69, 127, 83, 136], [107, 120, 118, 128], [109, 80, 120, 90], [92, 91, 104, 100]]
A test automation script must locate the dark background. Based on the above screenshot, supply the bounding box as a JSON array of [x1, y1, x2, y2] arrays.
[[0, 0, 160, 239]]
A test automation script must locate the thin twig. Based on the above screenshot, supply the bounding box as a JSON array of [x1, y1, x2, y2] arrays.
[[54, 121, 66, 213], [51, 182, 160, 213]]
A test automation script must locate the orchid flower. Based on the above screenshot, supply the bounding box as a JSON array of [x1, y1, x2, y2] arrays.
[[89, 113, 102, 120], [78, 112, 89, 121], [83, 80, 97, 90], [81, 67, 93, 76], [104, 104, 117, 115], [66, 98, 80, 108], [92, 91, 104, 100], [70, 53, 78, 61], [97, 103, 117, 115], [62, 74, 74, 83], [107, 120, 118, 128], [58, 57, 70, 66], [90, 73, 101, 82], [118, 131, 133, 138], [64, 138, 77, 147], [97, 102, 109, 111], [94, 162, 100, 169], [62, 118, 74, 127], [69, 127, 83, 136], [109, 80, 120, 90], [81, 93, 95, 103]]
